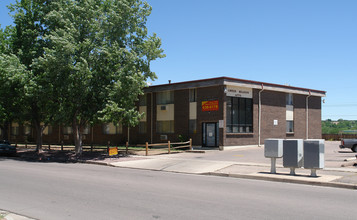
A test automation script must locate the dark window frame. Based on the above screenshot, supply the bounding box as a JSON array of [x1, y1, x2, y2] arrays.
[[226, 97, 253, 133]]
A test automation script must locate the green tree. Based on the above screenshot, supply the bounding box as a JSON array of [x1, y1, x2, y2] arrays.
[[0, 53, 28, 140], [36, 0, 164, 155], [8, 0, 58, 152]]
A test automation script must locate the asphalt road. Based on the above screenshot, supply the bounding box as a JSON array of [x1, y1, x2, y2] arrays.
[[0, 159, 356, 220]]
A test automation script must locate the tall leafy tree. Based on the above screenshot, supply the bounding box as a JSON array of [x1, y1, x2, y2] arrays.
[[8, 0, 57, 152], [36, 0, 164, 155], [0, 53, 28, 140]]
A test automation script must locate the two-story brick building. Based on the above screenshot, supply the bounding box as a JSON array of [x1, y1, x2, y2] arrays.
[[5, 77, 326, 148]]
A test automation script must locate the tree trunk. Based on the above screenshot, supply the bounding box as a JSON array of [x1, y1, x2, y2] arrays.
[[34, 120, 44, 153], [73, 120, 82, 155]]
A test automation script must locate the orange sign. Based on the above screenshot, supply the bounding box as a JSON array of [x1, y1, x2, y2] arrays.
[[202, 100, 219, 112], [109, 147, 118, 156]]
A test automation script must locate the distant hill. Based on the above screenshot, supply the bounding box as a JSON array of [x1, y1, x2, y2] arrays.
[[322, 119, 357, 134]]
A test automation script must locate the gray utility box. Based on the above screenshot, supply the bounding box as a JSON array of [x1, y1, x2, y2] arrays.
[[264, 139, 283, 158], [283, 139, 304, 168], [303, 139, 324, 169]]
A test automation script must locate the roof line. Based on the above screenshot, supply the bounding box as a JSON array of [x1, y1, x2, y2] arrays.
[[148, 76, 326, 94]]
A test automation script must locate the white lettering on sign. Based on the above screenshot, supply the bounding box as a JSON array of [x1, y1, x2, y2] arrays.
[[226, 86, 252, 98]]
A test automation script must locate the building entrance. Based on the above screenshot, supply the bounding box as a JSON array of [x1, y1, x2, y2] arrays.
[[202, 122, 219, 147]]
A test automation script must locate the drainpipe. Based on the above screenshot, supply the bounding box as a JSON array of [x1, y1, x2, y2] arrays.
[[258, 84, 264, 146], [151, 92, 153, 144], [306, 90, 311, 139]]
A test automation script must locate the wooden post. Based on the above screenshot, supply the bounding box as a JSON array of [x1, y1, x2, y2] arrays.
[[91, 144, 93, 152], [145, 142, 148, 156], [190, 138, 192, 150], [107, 141, 110, 153], [61, 141, 64, 151], [25, 141, 27, 149], [48, 144, 50, 150], [126, 141, 128, 155], [168, 140, 171, 154]]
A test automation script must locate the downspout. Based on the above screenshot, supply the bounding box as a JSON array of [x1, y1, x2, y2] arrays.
[[258, 84, 264, 146], [151, 92, 153, 144], [306, 90, 311, 139]]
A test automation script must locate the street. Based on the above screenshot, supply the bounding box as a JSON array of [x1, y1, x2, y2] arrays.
[[0, 159, 356, 220]]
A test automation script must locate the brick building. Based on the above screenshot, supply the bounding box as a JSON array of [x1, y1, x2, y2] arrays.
[[5, 77, 326, 148]]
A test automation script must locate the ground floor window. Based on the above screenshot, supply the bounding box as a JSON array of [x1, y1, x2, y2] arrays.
[[24, 125, 32, 136], [43, 125, 53, 135], [156, 120, 174, 133], [139, 122, 147, 134], [189, 119, 197, 134], [11, 123, 19, 136], [286, 120, 294, 133], [226, 97, 253, 133], [63, 126, 73, 135], [102, 123, 122, 135]]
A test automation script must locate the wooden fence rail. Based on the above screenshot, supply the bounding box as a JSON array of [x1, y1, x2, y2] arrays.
[[138, 139, 192, 156], [14, 139, 193, 156]]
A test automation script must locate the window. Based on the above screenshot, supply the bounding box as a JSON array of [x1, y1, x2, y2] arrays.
[[226, 97, 253, 133], [139, 94, 147, 106], [43, 125, 53, 135], [156, 121, 174, 133], [11, 123, 19, 136], [139, 122, 147, 134], [83, 125, 90, 135], [189, 119, 197, 134], [102, 123, 122, 135], [189, 88, 197, 102], [24, 125, 31, 136], [286, 93, 293, 105], [63, 126, 73, 135], [156, 91, 174, 105], [286, 121, 294, 133]]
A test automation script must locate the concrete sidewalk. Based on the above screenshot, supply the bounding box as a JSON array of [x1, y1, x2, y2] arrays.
[[109, 154, 357, 190], [0, 210, 35, 220]]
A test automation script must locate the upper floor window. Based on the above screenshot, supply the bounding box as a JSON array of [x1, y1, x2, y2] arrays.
[[189, 88, 197, 102], [157, 91, 174, 105], [286, 93, 293, 105], [139, 94, 147, 106]]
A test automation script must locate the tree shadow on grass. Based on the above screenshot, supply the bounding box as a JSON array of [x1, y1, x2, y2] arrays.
[[1, 149, 128, 163]]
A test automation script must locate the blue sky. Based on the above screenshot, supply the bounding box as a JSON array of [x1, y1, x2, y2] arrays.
[[1, 0, 357, 120]]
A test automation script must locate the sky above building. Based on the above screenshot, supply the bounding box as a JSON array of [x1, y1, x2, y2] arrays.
[[1, 0, 356, 120]]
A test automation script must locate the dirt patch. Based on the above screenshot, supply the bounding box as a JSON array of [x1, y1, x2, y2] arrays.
[[12, 148, 180, 164]]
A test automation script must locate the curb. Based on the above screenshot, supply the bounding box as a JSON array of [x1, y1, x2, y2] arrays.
[[205, 172, 357, 190], [79, 160, 357, 190], [185, 150, 206, 153]]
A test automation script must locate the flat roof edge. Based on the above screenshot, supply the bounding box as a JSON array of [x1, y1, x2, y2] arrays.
[[144, 76, 326, 96]]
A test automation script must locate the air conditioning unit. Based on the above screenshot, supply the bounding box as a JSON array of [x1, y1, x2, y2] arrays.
[[160, 135, 168, 140], [161, 105, 167, 111]]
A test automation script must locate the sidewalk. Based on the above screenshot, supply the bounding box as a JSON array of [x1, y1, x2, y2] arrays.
[[106, 153, 357, 190], [0, 210, 35, 220]]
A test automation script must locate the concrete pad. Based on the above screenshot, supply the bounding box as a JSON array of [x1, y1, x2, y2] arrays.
[[164, 160, 235, 174], [111, 158, 180, 171], [111, 158, 236, 174]]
